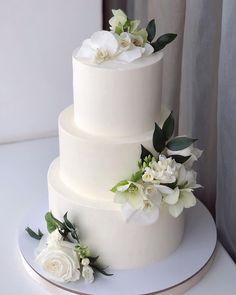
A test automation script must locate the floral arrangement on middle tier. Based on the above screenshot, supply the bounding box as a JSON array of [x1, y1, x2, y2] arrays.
[[111, 112, 202, 225]]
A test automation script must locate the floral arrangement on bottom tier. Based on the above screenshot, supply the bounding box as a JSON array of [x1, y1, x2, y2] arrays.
[[26, 212, 112, 284], [111, 112, 203, 225]]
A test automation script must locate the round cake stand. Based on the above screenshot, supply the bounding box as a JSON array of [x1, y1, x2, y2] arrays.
[[18, 200, 217, 295]]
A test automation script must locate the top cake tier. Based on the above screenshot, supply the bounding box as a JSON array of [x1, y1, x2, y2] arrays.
[[72, 51, 163, 137]]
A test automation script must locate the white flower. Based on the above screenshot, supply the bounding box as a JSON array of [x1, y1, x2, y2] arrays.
[[116, 184, 162, 224], [167, 144, 203, 168], [36, 242, 80, 283], [76, 31, 119, 64], [177, 165, 202, 189], [81, 258, 90, 266], [109, 9, 127, 33], [142, 167, 155, 182], [150, 155, 178, 184], [47, 229, 63, 246], [156, 183, 197, 218], [119, 32, 133, 50], [167, 189, 197, 218], [82, 265, 94, 284], [114, 181, 145, 209]]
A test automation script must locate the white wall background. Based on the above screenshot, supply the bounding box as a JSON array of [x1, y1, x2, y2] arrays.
[[0, 0, 102, 143]]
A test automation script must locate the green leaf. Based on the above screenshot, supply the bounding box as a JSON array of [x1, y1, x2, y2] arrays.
[[146, 19, 156, 42], [63, 212, 75, 231], [151, 33, 177, 52], [166, 137, 197, 151], [25, 227, 43, 240], [45, 212, 64, 233], [169, 154, 191, 164], [111, 180, 129, 193], [140, 144, 153, 161], [162, 111, 174, 141], [90, 264, 113, 276], [153, 123, 166, 153], [88, 256, 99, 264], [163, 181, 177, 190], [130, 170, 143, 182]]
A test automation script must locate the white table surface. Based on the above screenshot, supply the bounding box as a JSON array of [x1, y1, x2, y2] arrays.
[[0, 137, 236, 295]]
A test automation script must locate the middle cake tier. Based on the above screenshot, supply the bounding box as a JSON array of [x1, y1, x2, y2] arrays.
[[59, 105, 155, 200]]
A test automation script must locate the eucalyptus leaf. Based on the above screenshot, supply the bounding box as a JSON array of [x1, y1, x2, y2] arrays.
[[45, 212, 64, 233], [146, 19, 156, 42], [90, 264, 113, 276], [140, 144, 153, 161], [153, 123, 166, 153], [130, 170, 143, 182], [151, 33, 177, 52], [166, 137, 197, 151], [111, 180, 129, 193], [162, 111, 174, 141], [25, 227, 43, 240], [169, 154, 191, 164], [63, 212, 75, 231]]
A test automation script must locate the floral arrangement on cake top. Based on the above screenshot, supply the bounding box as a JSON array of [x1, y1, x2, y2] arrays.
[[26, 212, 112, 284], [76, 9, 177, 63], [111, 112, 202, 225]]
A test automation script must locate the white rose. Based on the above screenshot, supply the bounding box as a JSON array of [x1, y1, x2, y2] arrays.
[[36, 243, 80, 283], [82, 265, 94, 284]]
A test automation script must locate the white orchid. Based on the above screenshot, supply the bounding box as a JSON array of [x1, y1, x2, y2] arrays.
[[76, 30, 119, 64]]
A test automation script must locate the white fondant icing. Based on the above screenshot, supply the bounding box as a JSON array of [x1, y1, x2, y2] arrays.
[[59, 105, 156, 200], [72, 51, 163, 137], [48, 158, 185, 269]]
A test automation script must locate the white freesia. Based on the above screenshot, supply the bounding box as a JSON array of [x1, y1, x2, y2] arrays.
[[150, 155, 178, 184], [142, 167, 155, 182], [76, 31, 119, 64], [167, 144, 203, 168], [109, 9, 127, 32], [35, 242, 80, 283], [81, 258, 90, 266], [82, 265, 94, 284]]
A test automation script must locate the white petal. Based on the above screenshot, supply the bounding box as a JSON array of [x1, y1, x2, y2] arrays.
[[120, 203, 138, 222], [155, 184, 175, 195], [163, 187, 180, 205], [143, 43, 154, 56], [91, 31, 119, 55], [181, 190, 197, 208], [116, 183, 130, 192], [114, 192, 127, 204], [76, 39, 95, 60], [168, 200, 184, 218], [121, 203, 159, 225], [146, 190, 162, 207], [128, 192, 143, 209], [177, 165, 187, 186], [116, 47, 143, 62]]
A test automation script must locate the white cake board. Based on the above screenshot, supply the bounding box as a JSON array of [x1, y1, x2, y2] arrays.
[[18, 200, 217, 295]]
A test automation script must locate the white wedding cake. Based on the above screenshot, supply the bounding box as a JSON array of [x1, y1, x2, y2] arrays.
[[42, 10, 202, 276]]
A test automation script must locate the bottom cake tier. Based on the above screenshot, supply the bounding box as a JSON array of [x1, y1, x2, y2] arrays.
[[48, 158, 185, 270]]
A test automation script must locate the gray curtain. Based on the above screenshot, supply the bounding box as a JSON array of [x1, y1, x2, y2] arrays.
[[103, 0, 236, 261]]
